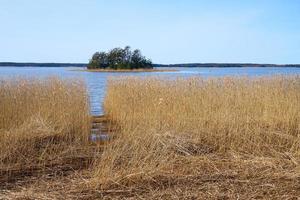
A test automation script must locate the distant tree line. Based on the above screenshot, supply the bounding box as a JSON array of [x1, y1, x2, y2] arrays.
[[87, 46, 153, 69]]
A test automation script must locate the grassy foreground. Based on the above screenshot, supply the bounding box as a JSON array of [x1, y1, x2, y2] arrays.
[[0, 78, 92, 180], [1, 76, 300, 199], [92, 76, 300, 199]]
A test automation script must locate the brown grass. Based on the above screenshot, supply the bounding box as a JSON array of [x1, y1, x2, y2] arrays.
[[2, 76, 300, 199], [91, 76, 300, 199], [0, 77, 91, 176]]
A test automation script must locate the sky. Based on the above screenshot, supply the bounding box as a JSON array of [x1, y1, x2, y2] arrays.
[[1, 0, 300, 64]]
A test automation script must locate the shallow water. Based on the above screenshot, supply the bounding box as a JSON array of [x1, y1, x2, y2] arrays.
[[1, 66, 300, 115]]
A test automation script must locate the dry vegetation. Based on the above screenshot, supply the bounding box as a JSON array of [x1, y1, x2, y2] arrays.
[[0, 78, 92, 180], [92, 76, 300, 199], [1, 76, 300, 199]]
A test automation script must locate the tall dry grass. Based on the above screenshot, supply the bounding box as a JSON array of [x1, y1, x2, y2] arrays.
[[0, 77, 91, 172], [92, 76, 300, 198]]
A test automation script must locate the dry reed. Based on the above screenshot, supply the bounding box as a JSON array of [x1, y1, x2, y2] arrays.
[[92, 76, 300, 199], [0, 77, 91, 173]]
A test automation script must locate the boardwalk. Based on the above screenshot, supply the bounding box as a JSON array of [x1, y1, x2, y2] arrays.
[[90, 115, 113, 142]]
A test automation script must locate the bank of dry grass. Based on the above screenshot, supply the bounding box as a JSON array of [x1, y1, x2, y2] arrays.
[[91, 76, 300, 199], [2, 76, 300, 199], [0, 78, 91, 177]]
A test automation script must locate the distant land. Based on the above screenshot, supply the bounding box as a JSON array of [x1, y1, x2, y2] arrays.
[[0, 62, 86, 67], [156, 63, 300, 68], [0, 62, 300, 68]]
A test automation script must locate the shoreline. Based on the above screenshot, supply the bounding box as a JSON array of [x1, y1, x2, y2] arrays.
[[74, 68, 178, 73], [2, 62, 300, 68]]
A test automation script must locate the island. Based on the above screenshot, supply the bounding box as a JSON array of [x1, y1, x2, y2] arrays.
[[87, 46, 154, 71]]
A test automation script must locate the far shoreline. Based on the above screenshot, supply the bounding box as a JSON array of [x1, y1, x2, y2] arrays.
[[1, 62, 300, 68]]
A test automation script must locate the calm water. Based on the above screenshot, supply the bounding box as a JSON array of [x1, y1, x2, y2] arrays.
[[1, 66, 300, 115]]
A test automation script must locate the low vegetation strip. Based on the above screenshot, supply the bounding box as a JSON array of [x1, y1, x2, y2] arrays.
[[91, 76, 300, 199], [81, 68, 177, 73]]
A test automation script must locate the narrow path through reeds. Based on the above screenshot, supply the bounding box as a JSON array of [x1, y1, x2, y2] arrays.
[[90, 115, 115, 144]]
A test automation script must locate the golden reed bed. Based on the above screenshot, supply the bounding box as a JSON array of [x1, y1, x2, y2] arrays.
[[1, 76, 300, 199], [0, 78, 91, 174], [91, 76, 300, 199]]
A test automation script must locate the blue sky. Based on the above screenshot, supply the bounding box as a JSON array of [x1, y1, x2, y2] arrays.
[[1, 0, 300, 64]]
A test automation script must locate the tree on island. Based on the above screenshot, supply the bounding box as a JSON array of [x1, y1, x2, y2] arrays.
[[87, 46, 153, 70]]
